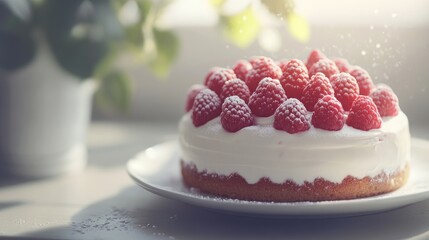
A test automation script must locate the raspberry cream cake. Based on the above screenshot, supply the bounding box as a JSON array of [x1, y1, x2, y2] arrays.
[[179, 50, 410, 202]]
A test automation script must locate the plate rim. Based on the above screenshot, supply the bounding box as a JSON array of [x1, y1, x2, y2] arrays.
[[127, 138, 429, 217]]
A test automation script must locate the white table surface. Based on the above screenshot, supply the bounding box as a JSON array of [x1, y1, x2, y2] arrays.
[[1, 121, 429, 240]]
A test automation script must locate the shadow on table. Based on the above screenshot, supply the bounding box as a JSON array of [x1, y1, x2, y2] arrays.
[[87, 123, 177, 169], [0, 173, 39, 188], [21, 185, 429, 240]]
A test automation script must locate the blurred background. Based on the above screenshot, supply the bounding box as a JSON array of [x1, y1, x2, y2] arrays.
[[1, 0, 429, 177]]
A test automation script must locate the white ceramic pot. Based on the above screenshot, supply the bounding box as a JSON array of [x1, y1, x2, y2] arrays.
[[0, 39, 95, 178]]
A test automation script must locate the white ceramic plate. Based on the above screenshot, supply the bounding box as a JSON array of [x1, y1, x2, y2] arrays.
[[127, 138, 429, 218]]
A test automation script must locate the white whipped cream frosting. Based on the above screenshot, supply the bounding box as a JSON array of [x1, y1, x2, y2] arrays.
[[179, 112, 410, 184]]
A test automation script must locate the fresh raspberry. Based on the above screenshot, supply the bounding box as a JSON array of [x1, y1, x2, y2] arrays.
[[248, 56, 264, 67], [248, 78, 287, 117], [245, 57, 282, 93], [309, 58, 340, 78], [333, 58, 351, 73], [206, 68, 236, 95], [277, 59, 289, 73], [287, 59, 307, 71], [185, 84, 207, 112], [306, 49, 327, 70], [346, 96, 382, 131], [311, 95, 345, 131], [300, 73, 334, 111], [330, 73, 359, 111], [204, 67, 221, 86], [279, 59, 309, 99], [273, 98, 310, 134], [278, 59, 307, 72], [191, 89, 222, 127], [370, 85, 400, 117], [220, 78, 251, 103], [233, 60, 252, 81], [349, 66, 375, 96], [221, 96, 254, 132], [279, 58, 308, 73]]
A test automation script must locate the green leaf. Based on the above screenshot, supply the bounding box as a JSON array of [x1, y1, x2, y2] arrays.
[[0, 0, 32, 22], [48, 37, 110, 79], [147, 28, 179, 78], [135, 0, 152, 24], [0, 30, 36, 72], [113, 0, 152, 24], [219, 6, 260, 48], [93, 0, 123, 40], [96, 69, 132, 112], [41, 0, 122, 79], [261, 0, 310, 43], [260, 0, 294, 18], [0, 1, 35, 72], [210, 0, 225, 9], [119, 0, 153, 50], [286, 12, 310, 43]]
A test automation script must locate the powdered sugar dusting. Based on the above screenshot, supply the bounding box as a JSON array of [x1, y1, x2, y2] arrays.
[[206, 68, 236, 95], [349, 66, 375, 96], [331, 73, 359, 111], [301, 73, 334, 111], [312, 95, 345, 131], [220, 78, 250, 103], [248, 78, 287, 117], [192, 89, 221, 127], [220, 96, 254, 132], [309, 58, 339, 78], [370, 85, 400, 117], [279, 59, 309, 99], [232, 60, 252, 81], [245, 57, 282, 92], [273, 98, 310, 134]]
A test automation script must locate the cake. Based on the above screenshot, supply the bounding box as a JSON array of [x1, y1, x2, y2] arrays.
[[179, 50, 410, 202]]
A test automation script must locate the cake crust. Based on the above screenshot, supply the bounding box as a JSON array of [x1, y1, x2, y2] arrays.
[[181, 161, 409, 202]]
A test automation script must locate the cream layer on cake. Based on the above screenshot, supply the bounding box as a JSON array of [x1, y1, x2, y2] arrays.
[[179, 111, 410, 185]]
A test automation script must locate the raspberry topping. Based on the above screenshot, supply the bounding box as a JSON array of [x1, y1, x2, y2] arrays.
[[245, 57, 282, 93], [311, 95, 345, 131], [206, 68, 236, 95], [309, 58, 340, 78], [346, 96, 382, 131], [279, 59, 309, 99], [204, 67, 221, 86], [273, 98, 310, 134], [277, 59, 289, 73], [188, 50, 401, 133], [370, 85, 400, 117], [333, 58, 351, 73], [191, 89, 222, 127], [300, 73, 334, 111], [306, 49, 326, 70], [185, 84, 207, 112], [349, 67, 375, 96], [221, 96, 254, 132], [330, 73, 359, 111], [233, 60, 252, 81], [278, 59, 307, 73], [248, 78, 287, 117], [220, 78, 251, 103], [288, 59, 307, 71], [249, 56, 265, 67]]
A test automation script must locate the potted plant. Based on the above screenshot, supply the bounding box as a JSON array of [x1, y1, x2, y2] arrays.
[[0, 0, 178, 178]]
